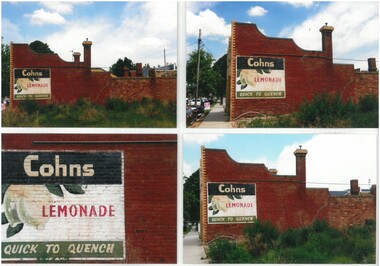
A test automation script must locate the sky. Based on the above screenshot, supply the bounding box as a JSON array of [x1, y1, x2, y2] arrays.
[[186, 1, 379, 70], [183, 133, 378, 191], [1, 1, 177, 69], [2, 1, 378, 71]]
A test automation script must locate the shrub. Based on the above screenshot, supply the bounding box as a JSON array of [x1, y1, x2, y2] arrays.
[[279, 227, 308, 248], [280, 246, 329, 263], [357, 94, 378, 112], [105, 97, 127, 111], [244, 219, 279, 256], [18, 98, 40, 114], [297, 93, 353, 127], [207, 238, 252, 263]]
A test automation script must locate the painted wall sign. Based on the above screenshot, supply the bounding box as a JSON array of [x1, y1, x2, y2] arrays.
[[236, 56, 285, 99], [207, 183, 257, 224], [1, 151, 125, 261], [13, 69, 51, 100]]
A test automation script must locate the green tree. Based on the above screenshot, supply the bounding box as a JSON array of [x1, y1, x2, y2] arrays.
[[186, 49, 219, 99], [29, 40, 54, 54], [110, 57, 135, 77], [1, 41, 10, 99], [183, 169, 200, 225], [212, 54, 227, 100]]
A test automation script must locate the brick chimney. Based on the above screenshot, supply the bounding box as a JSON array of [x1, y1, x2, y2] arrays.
[[124, 67, 130, 77], [320, 23, 334, 59], [73, 52, 81, 63], [350, 179, 359, 195], [269, 169, 278, 175], [136, 63, 143, 77], [294, 146, 308, 181], [82, 38, 92, 67], [370, 185, 376, 196], [367, 58, 377, 72]]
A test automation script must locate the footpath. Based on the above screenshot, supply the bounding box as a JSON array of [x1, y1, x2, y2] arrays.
[[199, 103, 232, 128], [183, 226, 208, 264]]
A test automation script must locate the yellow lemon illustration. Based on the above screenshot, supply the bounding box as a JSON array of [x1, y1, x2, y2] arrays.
[[211, 195, 231, 212], [4, 185, 53, 230], [239, 69, 259, 87]]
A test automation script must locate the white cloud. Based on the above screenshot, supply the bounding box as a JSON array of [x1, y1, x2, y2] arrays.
[[285, 1, 314, 8], [184, 134, 224, 145], [44, 2, 177, 68], [187, 8, 230, 40], [40, 2, 74, 15], [247, 6, 268, 17], [183, 161, 196, 178], [279, 2, 379, 69], [274, 134, 377, 191], [25, 9, 67, 25]]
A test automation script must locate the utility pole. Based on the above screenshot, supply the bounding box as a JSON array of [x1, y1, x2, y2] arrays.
[[164, 48, 167, 75], [195, 29, 201, 106]]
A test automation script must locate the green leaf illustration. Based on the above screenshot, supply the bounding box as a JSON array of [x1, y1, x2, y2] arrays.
[[241, 84, 248, 90], [2, 184, 10, 204], [262, 69, 271, 74], [45, 184, 64, 197], [227, 195, 234, 200], [256, 68, 263, 74], [237, 80, 242, 85], [64, 184, 85, 195], [2, 212, 9, 225], [234, 195, 242, 199], [212, 210, 219, 215], [208, 195, 213, 203], [237, 69, 242, 77], [209, 206, 214, 211], [7, 223, 24, 238]]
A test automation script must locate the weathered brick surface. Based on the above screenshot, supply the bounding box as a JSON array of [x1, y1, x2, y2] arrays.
[[227, 22, 378, 120], [200, 147, 376, 244], [2, 134, 177, 263], [10, 43, 176, 107]]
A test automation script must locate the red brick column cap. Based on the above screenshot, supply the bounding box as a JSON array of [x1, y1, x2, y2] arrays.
[[294, 148, 308, 156], [82, 39, 93, 46], [319, 24, 334, 32]]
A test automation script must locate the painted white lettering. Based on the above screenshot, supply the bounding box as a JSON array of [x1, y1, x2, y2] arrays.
[[23, 155, 94, 177], [23, 155, 39, 177], [22, 69, 43, 77], [218, 184, 246, 193]]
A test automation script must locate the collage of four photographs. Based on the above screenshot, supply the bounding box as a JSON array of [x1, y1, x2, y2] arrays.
[[1, 1, 378, 264]]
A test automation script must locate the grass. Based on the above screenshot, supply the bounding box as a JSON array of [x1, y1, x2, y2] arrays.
[[2, 97, 176, 127], [207, 219, 376, 264], [239, 93, 378, 128]]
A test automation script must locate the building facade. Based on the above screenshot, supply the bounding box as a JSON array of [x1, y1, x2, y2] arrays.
[[200, 146, 376, 244], [10, 40, 176, 106], [2, 134, 177, 263], [226, 21, 378, 120]]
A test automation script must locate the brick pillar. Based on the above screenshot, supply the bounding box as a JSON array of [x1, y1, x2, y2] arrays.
[[350, 179, 359, 195], [82, 38, 92, 68], [368, 58, 377, 72], [200, 145, 207, 245], [73, 52, 81, 63], [136, 63, 143, 77], [124, 67, 130, 77], [319, 23, 334, 59], [294, 147, 308, 182], [370, 185, 376, 196]]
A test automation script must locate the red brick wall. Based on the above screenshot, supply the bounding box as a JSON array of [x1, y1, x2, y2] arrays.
[[227, 22, 378, 119], [200, 147, 376, 244], [98, 77, 176, 105], [10, 43, 176, 107], [2, 134, 177, 263]]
